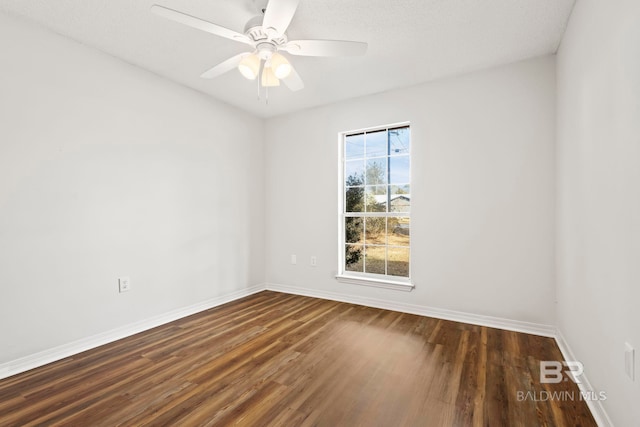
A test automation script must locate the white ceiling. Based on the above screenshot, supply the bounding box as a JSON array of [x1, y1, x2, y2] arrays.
[[0, 0, 575, 118]]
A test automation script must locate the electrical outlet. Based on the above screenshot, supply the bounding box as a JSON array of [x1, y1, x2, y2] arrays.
[[310, 256, 317, 267], [625, 343, 635, 380], [290, 254, 297, 265], [118, 277, 131, 293]]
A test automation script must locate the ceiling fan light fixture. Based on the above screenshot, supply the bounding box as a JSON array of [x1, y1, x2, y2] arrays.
[[270, 52, 292, 79], [261, 66, 280, 87], [238, 53, 260, 80]]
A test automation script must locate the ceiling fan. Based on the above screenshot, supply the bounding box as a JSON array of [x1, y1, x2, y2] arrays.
[[151, 0, 368, 93]]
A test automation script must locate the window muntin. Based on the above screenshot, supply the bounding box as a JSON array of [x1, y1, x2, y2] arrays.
[[341, 125, 411, 280]]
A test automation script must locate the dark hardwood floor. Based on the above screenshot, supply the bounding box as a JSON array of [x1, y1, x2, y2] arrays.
[[0, 291, 596, 426]]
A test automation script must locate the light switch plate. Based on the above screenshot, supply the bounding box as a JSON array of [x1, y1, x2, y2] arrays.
[[119, 277, 131, 293], [625, 342, 635, 380]]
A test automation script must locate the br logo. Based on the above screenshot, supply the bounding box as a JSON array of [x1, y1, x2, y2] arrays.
[[540, 361, 584, 384]]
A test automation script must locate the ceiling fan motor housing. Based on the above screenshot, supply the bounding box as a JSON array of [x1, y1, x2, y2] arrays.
[[243, 15, 264, 34], [244, 15, 288, 47]]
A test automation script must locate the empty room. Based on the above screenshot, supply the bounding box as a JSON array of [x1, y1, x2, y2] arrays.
[[0, 0, 638, 425]]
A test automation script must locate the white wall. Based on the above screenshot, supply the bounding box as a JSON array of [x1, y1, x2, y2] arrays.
[[556, 0, 640, 425], [0, 12, 265, 364], [265, 56, 556, 326]]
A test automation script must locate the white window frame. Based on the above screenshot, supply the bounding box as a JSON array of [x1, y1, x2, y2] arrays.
[[336, 122, 414, 292]]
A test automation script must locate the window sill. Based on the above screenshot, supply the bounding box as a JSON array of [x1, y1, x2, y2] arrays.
[[335, 274, 414, 292]]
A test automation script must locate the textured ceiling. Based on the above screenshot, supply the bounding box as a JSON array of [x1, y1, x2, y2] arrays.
[[0, 0, 575, 118]]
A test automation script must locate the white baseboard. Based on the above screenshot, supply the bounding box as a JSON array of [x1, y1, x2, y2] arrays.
[[0, 284, 266, 381], [265, 283, 556, 337], [555, 330, 613, 427]]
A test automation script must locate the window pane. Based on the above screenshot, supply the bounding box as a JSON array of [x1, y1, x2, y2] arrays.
[[366, 130, 387, 157], [389, 185, 410, 213], [365, 185, 387, 212], [389, 127, 410, 155], [388, 217, 410, 246], [346, 187, 364, 212], [390, 184, 410, 194], [366, 158, 386, 185], [345, 217, 364, 244], [389, 155, 410, 184], [345, 133, 364, 159], [365, 217, 386, 244], [365, 245, 386, 275], [388, 247, 410, 277], [345, 160, 365, 186], [345, 244, 364, 272]]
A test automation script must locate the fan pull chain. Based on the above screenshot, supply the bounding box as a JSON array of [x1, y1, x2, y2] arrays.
[[257, 73, 261, 101]]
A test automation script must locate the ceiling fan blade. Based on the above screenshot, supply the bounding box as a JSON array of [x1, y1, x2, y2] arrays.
[[262, 0, 299, 35], [200, 53, 249, 79], [151, 5, 253, 46], [282, 65, 304, 91], [283, 39, 368, 57]]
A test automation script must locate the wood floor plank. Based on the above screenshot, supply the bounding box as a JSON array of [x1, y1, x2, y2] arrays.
[[0, 291, 597, 426]]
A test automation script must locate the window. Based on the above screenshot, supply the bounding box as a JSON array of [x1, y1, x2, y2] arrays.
[[337, 124, 413, 291]]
